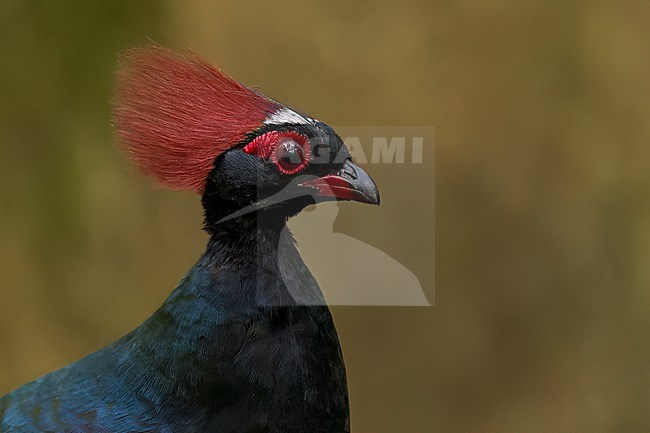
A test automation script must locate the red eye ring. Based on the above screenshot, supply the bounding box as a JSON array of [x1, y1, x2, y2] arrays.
[[243, 131, 311, 175]]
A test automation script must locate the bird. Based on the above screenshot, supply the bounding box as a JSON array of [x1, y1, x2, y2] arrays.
[[0, 46, 379, 433]]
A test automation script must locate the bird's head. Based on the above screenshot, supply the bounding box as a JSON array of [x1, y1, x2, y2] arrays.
[[114, 46, 379, 231]]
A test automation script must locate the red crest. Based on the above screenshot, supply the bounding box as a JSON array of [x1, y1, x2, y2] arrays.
[[113, 46, 281, 192]]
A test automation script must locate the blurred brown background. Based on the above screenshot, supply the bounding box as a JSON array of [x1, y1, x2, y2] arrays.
[[1, 1, 649, 432]]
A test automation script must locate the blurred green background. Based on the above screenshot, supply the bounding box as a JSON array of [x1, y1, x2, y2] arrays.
[[1, 1, 649, 432]]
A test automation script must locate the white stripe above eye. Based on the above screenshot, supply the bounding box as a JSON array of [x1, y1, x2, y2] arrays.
[[264, 108, 315, 126]]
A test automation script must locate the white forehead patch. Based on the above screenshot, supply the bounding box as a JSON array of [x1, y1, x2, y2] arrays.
[[264, 108, 316, 126]]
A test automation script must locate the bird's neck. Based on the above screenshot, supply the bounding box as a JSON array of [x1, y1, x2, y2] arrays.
[[205, 211, 286, 262], [123, 211, 328, 408], [199, 210, 325, 307]]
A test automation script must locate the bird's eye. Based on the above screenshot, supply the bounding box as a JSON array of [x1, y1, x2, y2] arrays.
[[243, 131, 311, 174], [273, 139, 307, 174]]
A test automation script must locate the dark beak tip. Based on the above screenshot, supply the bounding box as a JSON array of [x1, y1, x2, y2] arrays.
[[358, 172, 380, 206], [362, 185, 381, 206], [373, 190, 381, 206]]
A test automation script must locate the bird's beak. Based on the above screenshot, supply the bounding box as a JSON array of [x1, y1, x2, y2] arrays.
[[300, 159, 380, 205]]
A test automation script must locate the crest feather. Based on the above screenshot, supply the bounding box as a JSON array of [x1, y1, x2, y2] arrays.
[[113, 46, 280, 192]]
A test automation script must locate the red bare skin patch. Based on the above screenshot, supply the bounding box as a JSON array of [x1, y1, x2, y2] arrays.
[[113, 46, 281, 193]]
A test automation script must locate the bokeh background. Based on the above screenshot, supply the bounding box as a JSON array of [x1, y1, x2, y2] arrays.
[[1, 1, 649, 432]]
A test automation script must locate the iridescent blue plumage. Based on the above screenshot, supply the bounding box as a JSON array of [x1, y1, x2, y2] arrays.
[[1, 225, 349, 432]]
